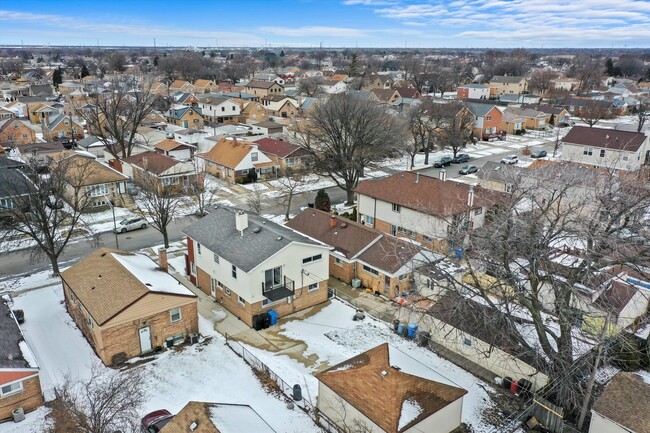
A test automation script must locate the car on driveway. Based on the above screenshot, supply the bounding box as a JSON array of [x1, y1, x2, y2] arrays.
[[433, 156, 453, 167], [459, 165, 478, 175], [114, 217, 148, 234], [530, 149, 547, 158], [141, 409, 174, 433], [452, 153, 470, 163], [500, 155, 519, 165]]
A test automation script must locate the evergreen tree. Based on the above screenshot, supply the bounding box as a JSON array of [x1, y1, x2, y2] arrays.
[[314, 189, 331, 212], [280, 50, 285, 57], [348, 53, 360, 77], [605, 58, 615, 76], [80, 65, 90, 78], [153, 56, 159, 67], [52, 68, 63, 88]]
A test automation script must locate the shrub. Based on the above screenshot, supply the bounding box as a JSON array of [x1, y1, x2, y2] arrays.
[[609, 334, 646, 371], [314, 189, 331, 212]]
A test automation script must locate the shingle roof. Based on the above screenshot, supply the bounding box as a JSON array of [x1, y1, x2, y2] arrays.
[[316, 343, 467, 433], [562, 126, 646, 151], [182, 206, 324, 272], [592, 372, 650, 433], [253, 138, 308, 159], [358, 235, 422, 275], [198, 137, 253, 169], [254, 120, 284, 128], [490, 75, 525, 84], [160, 401, 277, 433], [246, 80, 281, 89], [594, 280, 639, 315], [355, 171, 504, 217], [0, 302, 37, 369], [60, 248, 195, 326], [57, 154, 128, 186], [465, 101, 499, 117], [0, 168, 36, 198], [122, 151, 181, 175], [520, 104, 567, 116], [154, 138, 191, 152]]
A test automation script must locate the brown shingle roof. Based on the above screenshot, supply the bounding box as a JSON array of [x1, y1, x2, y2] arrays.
[[198, 137, 253, 169], [153, 138, 191, 152], [592, 372, 650, 433], [316, 343, 467, 433], [562, 126, 646, 152], [246, 80, 279, 89], [161, 401, 277, 433], [122, 151, 180, 175], [355, 171, 504, 217], [169, 80, 191, 89], [253, 138, 308, 159], [358, 235, 421, 275], [55, 153, 128, 186]]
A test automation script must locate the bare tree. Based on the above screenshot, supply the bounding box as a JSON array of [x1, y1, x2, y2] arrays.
[[292, 93, 406, 205], [46, 366, 146, 433], [105, 51, 126, 73], [184, 170, 216, 217], [576, 100, 612, 127], [77, 77, 156, 159], [438, 104, 475, 157], [427, 65, 452, 98], [244, 184, 265, 214], [297, 76, 323, 97], [0, 156, 98, 275], [275, 168, 314, 221], [528, 69, 559, 95], [569, 55, 603, 95], [136, 172, 181, 249], [636, 96, 649, 133]]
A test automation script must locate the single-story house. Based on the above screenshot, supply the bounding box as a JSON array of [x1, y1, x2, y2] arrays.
[[196, 137, 277, 183], [121, 151, 196, 193], [159, 401, 277, 433], [589, 372, 650, 433], [251, 120, 284, 135], [253, 137, 310, 171], [153, 139, 195, 160]]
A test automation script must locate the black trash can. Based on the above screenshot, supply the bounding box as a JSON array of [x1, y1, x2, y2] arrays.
[[393, 319, 400, 332], [502, 376, 513, 389], [292, 384, 302, 401], [417, 331, 431, 347]]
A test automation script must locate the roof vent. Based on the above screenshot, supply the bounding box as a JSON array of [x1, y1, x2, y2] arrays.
[[341, 223, 348, 228], [101, 252, 107, 257], [253, 227, 261, 233], [189, 421, 198, 431], [277, 236, 283, 241], [145, 283, 152, 287], [7, 354, 13, 361], [380, 370, 388, 377], [391, 365, 402, 371]]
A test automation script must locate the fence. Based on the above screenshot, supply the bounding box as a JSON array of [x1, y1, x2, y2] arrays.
[[224, 333, 344, 433]]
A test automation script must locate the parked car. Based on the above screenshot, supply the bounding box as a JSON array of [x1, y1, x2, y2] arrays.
[[126, 183, 139, 196], [452, 153, 470, 164], [141, 409, 174, 433], [459, 165, 478, 175], [500, 155, 519, 165], [433, 156, 453, 168], [114, 217, 148, 234], [530, 149, 547, 158]]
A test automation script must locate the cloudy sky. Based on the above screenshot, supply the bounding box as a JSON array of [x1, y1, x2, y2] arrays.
[[1, 0, 649, 48]]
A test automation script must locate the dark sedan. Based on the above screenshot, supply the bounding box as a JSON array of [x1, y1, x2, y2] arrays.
[[433, 156, 453, 168], [530, 149, 547, 158], [452, 153, 470, 163]]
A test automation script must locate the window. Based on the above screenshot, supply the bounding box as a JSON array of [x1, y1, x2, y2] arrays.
[[334, 257, 343, 266], [0, 198, 16, 209], [241, 169, 248, 174], [600, 149, 605, 158], [232, 265, 237, 279], [302, 254, 322, 264], [225, 287, 231, 296], [363, 264, 379, 276], [221, 106, 225, 112], [232, 106, 236, 111], [365, 215, 375, 225], [264, 266, 283, 290], [391, 225, 397, 236], [399, 274, 409, 281], [392, 203, 401, 213], [197, 243, 202, 255], [85, 184, 109, 197], [251, 152, 258, 162], [238, 295, 245, 306], [210, 278, 217, 293], [463, 338, 472, 347], [422, 235, 433, 243], [623, 155, 629, 161], [308, 282, 319, 291], [213, 253, 219, 263], [0, 381, 23, 397], [475, 207, 483, 215], [397, 226, 406, 234], [191, 262, 196, 275], [170, 307, 182, 323], [486, 116, 492, 121], [162, 176, 180, 186], [87, 316, 93, 328], [286, 157, 298, 167], [583, 147, 593, 156]]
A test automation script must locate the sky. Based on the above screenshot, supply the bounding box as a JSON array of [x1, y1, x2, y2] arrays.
[[1, 0, 649, 49]]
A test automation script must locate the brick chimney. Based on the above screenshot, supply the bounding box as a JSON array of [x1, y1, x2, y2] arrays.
[[329, 216, 337, 228], [158, 248, 168, 272]]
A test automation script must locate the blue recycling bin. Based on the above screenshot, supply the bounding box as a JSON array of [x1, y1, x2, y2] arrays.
[[267, 310, 278, 326], [397, 323, 406, 336], [455, 247, 463, 259], [407, 323, 419, 339]]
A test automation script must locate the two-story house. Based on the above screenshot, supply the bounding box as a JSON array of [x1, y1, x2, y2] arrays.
[[183, 206, 331, 328], [198, 95, 240, 124], [560, 126, 649, 171], [168, 80, 195, 94], [196, 137, 277, 182], [356, 171, 504, 253], [260, 95, 299, 118], [154, 139, 195, 160], [488, 75, 528, 96], [456, 84, 492, 100], [41, 114, 84, 141], [193, 79, 218, 94], [245, 80, 284, 98], [464, 102, 504, 139], [0, 118, 35, 146], [165, 105, 204, 129]]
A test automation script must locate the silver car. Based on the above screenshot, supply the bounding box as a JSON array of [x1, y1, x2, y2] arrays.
[[114, 217, 147, 233], [500, 155, 519, 165]]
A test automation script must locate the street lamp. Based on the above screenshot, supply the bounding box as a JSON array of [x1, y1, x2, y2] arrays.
[[103, 195, 119, 250]]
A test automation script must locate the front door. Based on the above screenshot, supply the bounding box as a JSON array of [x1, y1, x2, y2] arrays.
[[139, 326, 152, 353]]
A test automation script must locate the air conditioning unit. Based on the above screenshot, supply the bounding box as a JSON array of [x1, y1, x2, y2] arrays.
[[351, 278, 361, 289]]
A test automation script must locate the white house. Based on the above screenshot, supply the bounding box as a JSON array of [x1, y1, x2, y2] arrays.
[[198, 94, 241, 124], [456, 84, 491, 100], [589, 372, 650, 433], [183, 206, 331, 328], [319, 80, 348, 94], [560, 126, 649, 171], [316, 343, 467, 433]]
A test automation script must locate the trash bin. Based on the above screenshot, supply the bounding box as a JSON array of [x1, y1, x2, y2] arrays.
[[393, 319, 400, 332], [407, 323, 419, 339], [502, 376, 513, 390], [397, 323, 406, 336], [455, 247, 463, 260], [417, 331, 430, 347], [267, 310, 278, 326], [12, 407, 25, 423], [165, 337, 174, 348], [292, 384, 302, 401]]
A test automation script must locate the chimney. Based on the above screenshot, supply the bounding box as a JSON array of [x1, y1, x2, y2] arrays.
[[439, 169, 447, 182], [329, 216, 337, 228], [158, 248, 168, 272], [235, 211, 248, 236], [467, 185, 475, 207], [415, 172, 420, 183]]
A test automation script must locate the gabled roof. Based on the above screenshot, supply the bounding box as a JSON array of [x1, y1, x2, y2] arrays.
[[594, 280, 639, 315], [253, 138, 308, 159], [562, 126, 646, 152], [0, 302, 38, 370], [465, 101, 499, 117], [160, 401, 277, 433], [490, 75, 526, 84], [197, 93, 230, 105], [0, 118, 28, 133], [154, 138, 192, 152], [167, 106, 202, 120], [60, 248, 196, 326], [316, 343, 467, 433], [395, 88, 419, 99], [56, 153, 128, 186], [198, 137, 254, 169], [520, 104, 567, 116], [253, 120, 284, 129], [0, 167, 36, 198], [592, 372, 650, 433], [122, 151, 182, 175], [372, 89, 398, 102], [182, 206, 324, 272], [355, 171, 504, 217], [169, 80, 192, 89], [246, 80, 282, 89], [193, 79, 215, 88]]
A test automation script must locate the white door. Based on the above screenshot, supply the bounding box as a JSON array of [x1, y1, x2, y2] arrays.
[[139, 326, 152, 353]]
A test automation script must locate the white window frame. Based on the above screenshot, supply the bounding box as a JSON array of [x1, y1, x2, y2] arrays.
[[213, 253, 219, 264], [308, 282, 319, 291], [170, 307, 182, 323], [85, 183, 109, 197], [251, 152, 259, 162], [583, 147, 593, 156], [225, 287, 231, 296], [392, 203, 401, 213], [232, 265, 237, 279], [197, 243, 202, 255], [365, 215, 375, 225], [475, 207, 483, 215], [238, 295, 245, 306], [302, 254, 323, 264], [0, 381, 23, 397]]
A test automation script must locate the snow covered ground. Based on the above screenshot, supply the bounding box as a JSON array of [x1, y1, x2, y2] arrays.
[[3, 283, 318, 433], [240, 299, 499, 433]]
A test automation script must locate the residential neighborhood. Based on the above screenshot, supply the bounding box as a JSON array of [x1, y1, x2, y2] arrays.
[[0, 3, 649, 433]]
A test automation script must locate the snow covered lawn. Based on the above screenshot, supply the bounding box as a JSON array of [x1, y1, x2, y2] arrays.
[[240, 299, 498, 432], [6, 284, 317, 433]]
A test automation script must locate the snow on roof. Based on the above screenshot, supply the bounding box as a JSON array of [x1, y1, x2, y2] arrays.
[[387, 345, 458, 387], [209, 404, 277, 433], [19, 340, 39, 368], [398, 398, 423, 431], [110, 253, 195, 296], [635, 370, 650, 386], [550, 253, 583, 268]]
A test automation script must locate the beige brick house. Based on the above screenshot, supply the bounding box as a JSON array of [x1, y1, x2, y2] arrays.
[[245, 80, 284, 97], [160, 401, 277, 433], [61, 248, 198, 366], [0, 118, 35, 146]]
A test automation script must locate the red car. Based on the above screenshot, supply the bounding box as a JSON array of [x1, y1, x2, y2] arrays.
[[141, 409, 174, 433]]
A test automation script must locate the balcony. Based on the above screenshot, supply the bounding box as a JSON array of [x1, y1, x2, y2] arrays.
[[262, 276, 295, 302]]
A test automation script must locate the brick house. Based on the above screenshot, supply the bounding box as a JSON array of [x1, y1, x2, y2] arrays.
[[168, 80, 195, 94], [316, 343, 467, 433], [286, 209, 439, 298], [520, 104, 571, 126], [253, 138, 310, 172], [501, 107, 550, 134], [457, 84, 492, 100], [165, 105, 204, 129], [245, 80, 285, 97], [355, 171, 505, 253], [121, 151, 196, 194], [261, 95, 299, 118], [154, 139, 195, 160], [41, 114, 84, 141], [0, 301, 45, 420], [464, 102, 504, 139], [159, 401, 277, 433], [183, 206, 331, 328], [488, 75, 528, 96], [193, 79, 218, 94], [60, 248, 198, 366], [196, 137, 277, 183], [589, 372, 650, 433], [238, 99, 269, 122], [0, 118, 35, 146]]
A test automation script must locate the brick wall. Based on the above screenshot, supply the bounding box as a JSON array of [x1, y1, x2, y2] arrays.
[[329, 256, 355, 283], [0, 375, 44, 420], [99, 302, 198, 365]]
